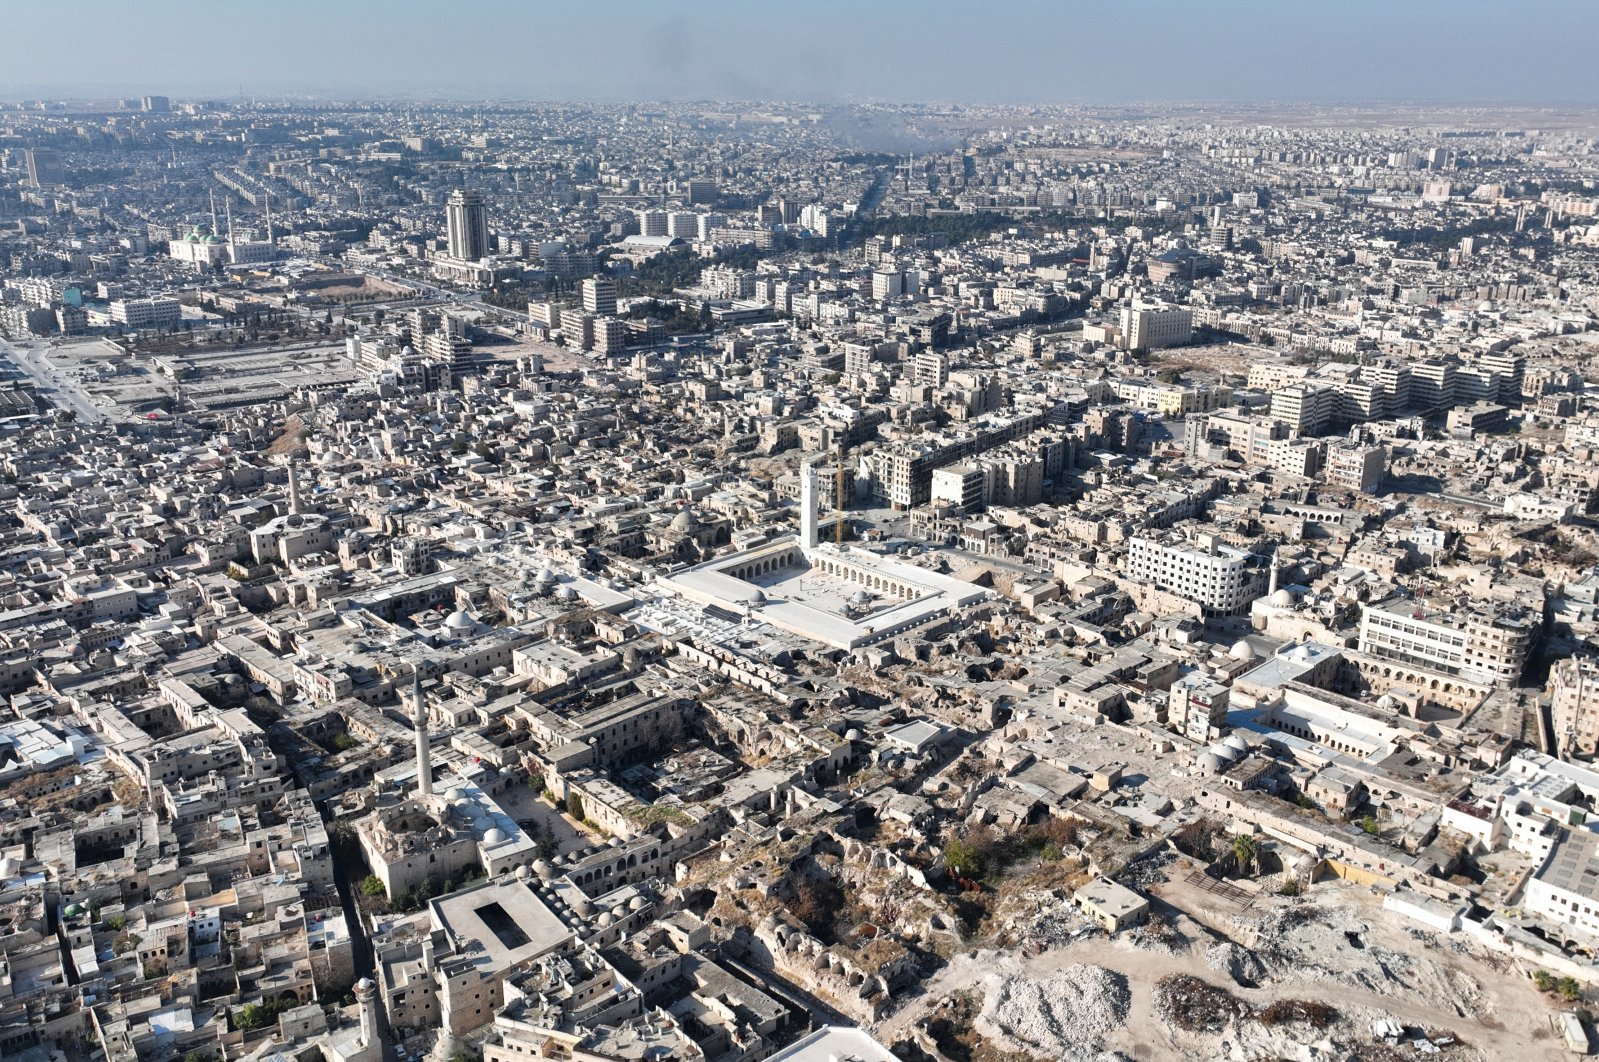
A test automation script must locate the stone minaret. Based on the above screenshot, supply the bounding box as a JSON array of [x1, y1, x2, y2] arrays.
[[799, 459, 819, 550], [411, 668, 432, 800]]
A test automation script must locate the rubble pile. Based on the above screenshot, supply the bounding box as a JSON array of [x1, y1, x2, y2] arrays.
[[1204, 941, 1269, 987], [974, 964, 1131, 1059], [1152, 974, 1249, 1034], [1116, 848, 1175, 888], [1236, 905, 1485, 1016]]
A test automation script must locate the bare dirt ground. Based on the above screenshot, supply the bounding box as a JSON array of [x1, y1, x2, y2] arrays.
[[877, 874, 1571, 1061], [1152, 341, 1286, 382]]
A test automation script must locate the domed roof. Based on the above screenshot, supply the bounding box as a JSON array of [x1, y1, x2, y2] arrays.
[[1269, 588, 1294, 608], [1223, 734, 1248, 754], [445, 608, 477, 630], [532, 858, 553, 878], [1197, 752, 1223, 774], [356, 977, 375, 992], [1229, 639, 1256, 662], [515, 864, 532, 881], [556, 586, 578, 602], [63, 902, 84, 918], [483, 827, 507, 845], [670, 508, 698, 531], [629, 896, 648, 911], [1209, 741, 1241, 763], [536, 567, 557, 584], [597, 911, 614, 927]]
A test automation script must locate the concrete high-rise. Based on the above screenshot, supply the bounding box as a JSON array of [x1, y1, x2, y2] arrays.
[[445, 189, 490, 261], [581, 275, 617, 317]]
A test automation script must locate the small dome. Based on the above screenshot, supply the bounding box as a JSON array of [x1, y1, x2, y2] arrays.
[[536, 567, 557, 585], [64, 902, 84, 918], [444, 786, 466, 803], [670, 508, 698, 531], [845, 728, 865, 742], [483, 827, 507, 845], [1228, 639, 1256, 662], [515, 864, 532, 881], [556, 586, 578, 602], [1223, 734, 1248, 754], [597, 911, 614, 927], [532, 859, 553, 878], [850, 590, 871, 606], [1269, 588, 1294, 608], [445, 608, 476, 630], [1376, 694, 1397, 710], [629, 896, 648, 911], [356, 977, 375, 993], [1197, 752, 1222, 774]]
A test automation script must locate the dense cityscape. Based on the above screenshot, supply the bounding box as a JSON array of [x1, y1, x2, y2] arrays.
[[1, 82, 1599, 1062]]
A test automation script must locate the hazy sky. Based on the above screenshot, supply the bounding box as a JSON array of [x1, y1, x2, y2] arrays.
[[2, 0, 1596, 104]]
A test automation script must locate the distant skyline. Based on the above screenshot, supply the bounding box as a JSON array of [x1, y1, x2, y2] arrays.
[[2, 0, 1598, 105]]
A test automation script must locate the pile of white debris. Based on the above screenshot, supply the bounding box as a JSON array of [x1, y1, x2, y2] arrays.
[[973, 964, 1131, 1061]]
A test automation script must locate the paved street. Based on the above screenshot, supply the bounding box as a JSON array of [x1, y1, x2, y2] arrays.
[[0, 337, 111, 424]]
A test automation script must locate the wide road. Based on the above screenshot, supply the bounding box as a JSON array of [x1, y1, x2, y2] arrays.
[[0, 336, 111, 424]]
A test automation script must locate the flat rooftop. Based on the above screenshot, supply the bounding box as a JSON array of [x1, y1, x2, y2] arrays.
[[431, 878, 572, 972], [765, 1026, 899, 1062], [658, 539, 986, 650]]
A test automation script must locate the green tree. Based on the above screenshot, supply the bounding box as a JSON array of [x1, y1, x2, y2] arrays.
[[359, 876, 386, 898], [944, 833, 984, 878], [1558, 976, 1583, 1002], [566, 791, 585, 822], [1232, 835, 1260, 877], [1535, 970, 1557, 992]]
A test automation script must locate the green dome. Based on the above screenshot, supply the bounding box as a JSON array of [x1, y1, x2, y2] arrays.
[[63, 903, 84, 917]]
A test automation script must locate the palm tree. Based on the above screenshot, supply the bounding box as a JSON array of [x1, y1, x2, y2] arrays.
[[1232, 834, 1260, 878]]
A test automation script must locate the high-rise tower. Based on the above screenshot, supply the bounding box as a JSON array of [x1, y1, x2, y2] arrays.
[[445, 189, 490, 261], [581, 275, 617, 317]]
